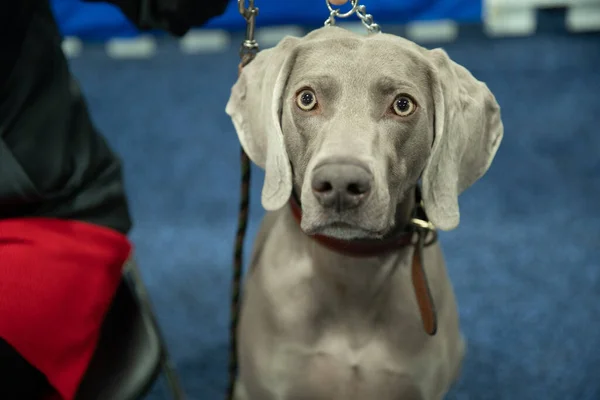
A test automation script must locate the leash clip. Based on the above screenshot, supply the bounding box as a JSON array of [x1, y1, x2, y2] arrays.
[[410, 217, 435, 232], [238, 0, 259, 58], [409, 199, 438, 247]]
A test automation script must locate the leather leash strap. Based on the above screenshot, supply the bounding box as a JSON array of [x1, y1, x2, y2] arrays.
[[227, 52, 256, 400], [228, 3, 259, 400], [412, 231, 437, 335]]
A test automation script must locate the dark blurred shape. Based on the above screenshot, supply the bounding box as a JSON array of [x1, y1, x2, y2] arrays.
[[84, 0, 230, 36]]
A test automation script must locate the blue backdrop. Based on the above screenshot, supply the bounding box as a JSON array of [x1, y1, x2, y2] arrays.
[[51, 0, 483, 40]]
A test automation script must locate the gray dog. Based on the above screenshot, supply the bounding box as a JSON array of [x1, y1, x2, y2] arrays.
[[226, 26, 502, 400]]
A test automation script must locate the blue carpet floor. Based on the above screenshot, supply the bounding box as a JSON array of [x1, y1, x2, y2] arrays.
[[68, 12, 600, 400]]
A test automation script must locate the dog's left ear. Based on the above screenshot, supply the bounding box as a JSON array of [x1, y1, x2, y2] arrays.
[[421, 48, 503, 231], [226, 37, 300, 211]]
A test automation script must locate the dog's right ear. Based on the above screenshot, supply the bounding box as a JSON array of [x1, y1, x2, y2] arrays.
[[226, 37, 300, 211]]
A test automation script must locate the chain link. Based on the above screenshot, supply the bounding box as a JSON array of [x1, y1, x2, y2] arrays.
[[324, 0, 381, 34]]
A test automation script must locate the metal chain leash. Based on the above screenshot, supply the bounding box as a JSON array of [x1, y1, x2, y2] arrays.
[[324, 0, 381, 34]]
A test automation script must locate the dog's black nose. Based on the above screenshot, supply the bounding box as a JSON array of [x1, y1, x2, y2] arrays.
[[311, 163, 372, 211]]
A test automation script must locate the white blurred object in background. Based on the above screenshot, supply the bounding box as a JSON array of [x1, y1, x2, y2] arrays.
[[484, 0, 600, 36]]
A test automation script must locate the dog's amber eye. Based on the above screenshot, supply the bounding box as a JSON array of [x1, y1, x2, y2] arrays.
[[392, 95, 416, 117], [296, 89, 318, 111]]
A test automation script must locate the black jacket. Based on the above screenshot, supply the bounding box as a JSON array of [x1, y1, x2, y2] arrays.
[[0, 0, 229, 233]]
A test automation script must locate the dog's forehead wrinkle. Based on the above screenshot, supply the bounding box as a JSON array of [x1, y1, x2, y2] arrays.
[[373, 76, 417, 92], [292, 74, 336, 86], [295, 37, 360, 67]]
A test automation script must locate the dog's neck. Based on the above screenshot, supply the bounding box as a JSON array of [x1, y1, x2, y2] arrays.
[[288, 188, 418, 258], [286, 191, 419, 315], [287, 189, 439, 336]]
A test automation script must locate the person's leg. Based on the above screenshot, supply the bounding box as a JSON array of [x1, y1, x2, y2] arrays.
[[0, 339, 50, 398], [0, 218, 132, 399]]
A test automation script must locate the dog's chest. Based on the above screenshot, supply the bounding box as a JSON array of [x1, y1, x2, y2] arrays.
[[259, 237, 425, 349], [251, 249, 430, 399], [268, 325, 427, 400]]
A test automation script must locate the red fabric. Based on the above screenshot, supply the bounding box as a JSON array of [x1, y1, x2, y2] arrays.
[[0, 218, 132, 400]]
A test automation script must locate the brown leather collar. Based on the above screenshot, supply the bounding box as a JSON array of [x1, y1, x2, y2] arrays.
[[288, 192, 438, 336]]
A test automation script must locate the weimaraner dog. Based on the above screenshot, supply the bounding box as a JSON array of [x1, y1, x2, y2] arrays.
[[226, 26, 503, 400]]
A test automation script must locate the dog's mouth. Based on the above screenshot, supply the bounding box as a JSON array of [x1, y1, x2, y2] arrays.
[[291, 187, 392, 240], [302, 219, 389, 241]]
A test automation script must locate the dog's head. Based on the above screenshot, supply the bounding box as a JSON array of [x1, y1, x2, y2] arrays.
[[226, 27, 502, 239]]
